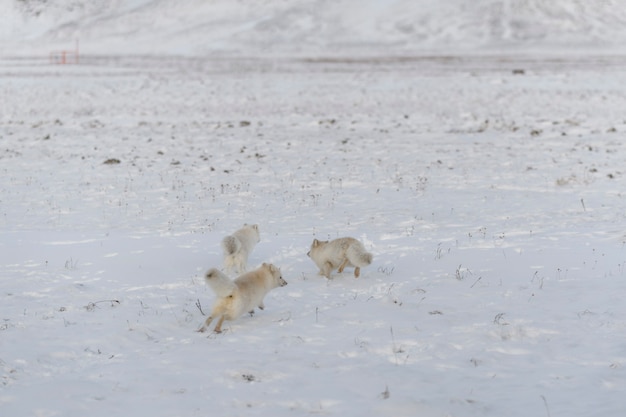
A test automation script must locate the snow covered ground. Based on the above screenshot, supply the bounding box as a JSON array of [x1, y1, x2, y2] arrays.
[[2, 51, 626, 417], [2, 1, 626, 417]]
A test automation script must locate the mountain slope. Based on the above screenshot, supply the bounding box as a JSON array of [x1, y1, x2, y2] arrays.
[[3, 1, 626, 56]]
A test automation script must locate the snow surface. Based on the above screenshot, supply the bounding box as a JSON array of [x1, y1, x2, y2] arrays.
[[2, 1, 626, 417]]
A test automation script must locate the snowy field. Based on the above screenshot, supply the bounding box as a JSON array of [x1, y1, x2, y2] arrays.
[[2, 52, 626, 417], [3, 1, 626, 416]]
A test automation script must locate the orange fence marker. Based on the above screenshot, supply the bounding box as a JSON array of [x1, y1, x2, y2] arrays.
[[49, 40, 79, 65]]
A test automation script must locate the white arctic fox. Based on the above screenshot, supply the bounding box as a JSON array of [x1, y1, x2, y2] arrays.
[[221, 224, 260, 274], [307, 237, 373, 279], [198, 263, 287, 333]]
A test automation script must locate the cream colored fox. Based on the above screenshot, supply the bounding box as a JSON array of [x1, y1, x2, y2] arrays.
[[307, 237, 373, 278], [198, 263, 287, 333], [222, 224, 260, 274]]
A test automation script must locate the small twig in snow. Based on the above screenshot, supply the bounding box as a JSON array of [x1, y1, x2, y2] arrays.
[[390, 326, 402, 365], [165, 296, 182, 325], [379, 385, 390, 399], [470, 276, 482, 288], [541, 395, 551, 417], [85, 299, 120, 311], [493, 312, 508, 325], [195, 299, 205, 316]]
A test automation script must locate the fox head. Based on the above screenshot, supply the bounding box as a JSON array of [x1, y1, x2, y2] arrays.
[[307, 238, 327, 257], [262, 262, 287, 287], [242, 223, 261, 242]]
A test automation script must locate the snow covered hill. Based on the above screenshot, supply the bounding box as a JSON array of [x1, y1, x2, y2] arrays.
[[3, 0, 626, 56]]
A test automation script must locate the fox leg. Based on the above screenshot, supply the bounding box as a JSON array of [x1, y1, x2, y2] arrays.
[[338, 258, 349, 273], [354, 266, 361, 278], [213, 316, 226, 333], [236, 256, 247, 274], [198, 316, 214, 333], [322, 262, 333, 278]]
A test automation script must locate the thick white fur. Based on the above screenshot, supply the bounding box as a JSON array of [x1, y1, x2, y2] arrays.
[[198, 263, 287, 333], [221, 224, 260, 274], [307, 237, 373, 279]]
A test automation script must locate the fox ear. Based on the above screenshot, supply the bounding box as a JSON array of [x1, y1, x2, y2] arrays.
[[262, 262, 268, 268], [269, 264, 278, 272], [252, 224, 259, 230], [312, 239, 320, 247]]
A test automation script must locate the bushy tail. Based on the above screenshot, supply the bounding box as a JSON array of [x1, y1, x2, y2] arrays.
[[204, 268, 236, 298], [347, 245, 373, 267], [221, 235, 241, 255], [222, 235, 243, 273]]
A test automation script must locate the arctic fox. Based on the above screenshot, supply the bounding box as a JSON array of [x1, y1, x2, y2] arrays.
[[221, 224, 260, 274], [197, 263, 287, 333], [307, 237, 373, 278]]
